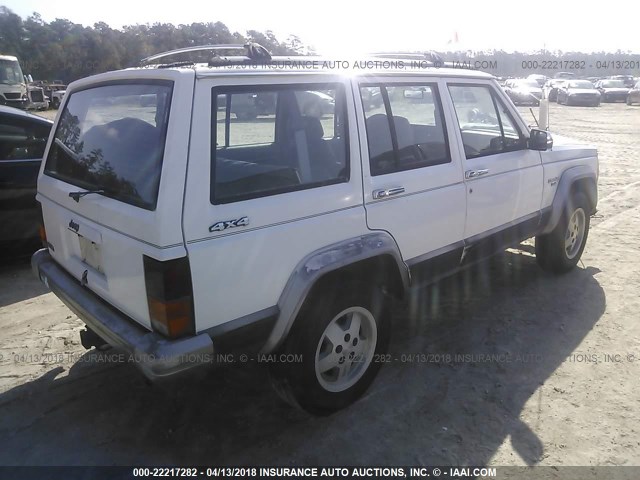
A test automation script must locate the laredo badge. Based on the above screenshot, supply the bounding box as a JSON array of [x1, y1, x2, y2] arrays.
[[209, 216, 250, 232]]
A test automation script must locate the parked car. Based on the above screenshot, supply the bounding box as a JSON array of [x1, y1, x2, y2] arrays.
[[526, 73, 547, 87], [544, 79, 567, 102], [504, 78, 542, 105], [553, 72, 575, 79], [627, 81, 640, 105], [556, 80, 601, 106], [0, 105, 52, 251], [610, 75, 635, 88], [595, 79, 630, 102], [32, 44, 598, 414], [361, 86, 383, 109]]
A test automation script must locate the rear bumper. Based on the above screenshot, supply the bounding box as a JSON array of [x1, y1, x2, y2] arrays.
[[31, 249, 214, 380]]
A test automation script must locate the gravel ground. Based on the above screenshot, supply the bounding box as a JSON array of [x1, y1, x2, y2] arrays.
[[0, 102, 639, 468]]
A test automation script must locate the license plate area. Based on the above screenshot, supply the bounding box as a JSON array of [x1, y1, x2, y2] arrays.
[[78, 235, 103, 273]]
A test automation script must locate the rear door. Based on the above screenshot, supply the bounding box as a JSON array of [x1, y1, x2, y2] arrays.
[[37, 69, 194, 329], [355, 77, 467, 275], [182, 74, 367, 332]]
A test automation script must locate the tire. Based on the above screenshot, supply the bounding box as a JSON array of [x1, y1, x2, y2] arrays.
[[535, 191, 590, 274], [627, 97, 632, 106], [269, 282, 391, 414]]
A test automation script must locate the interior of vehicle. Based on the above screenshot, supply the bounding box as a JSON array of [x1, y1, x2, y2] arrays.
[[360, 84, 450, 176], [212, 85, 348, 204]]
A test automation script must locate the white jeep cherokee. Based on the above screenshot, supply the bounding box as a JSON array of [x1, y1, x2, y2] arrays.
[[32, 44, 598, 414]]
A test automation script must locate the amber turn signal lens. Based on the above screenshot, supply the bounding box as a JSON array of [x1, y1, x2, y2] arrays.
[[143, 255, 195, 339], [147, 297, 193, 338], [38, 225, 47, 245]]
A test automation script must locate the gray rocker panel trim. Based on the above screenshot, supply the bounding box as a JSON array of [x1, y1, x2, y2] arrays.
[[261, 232, 410, 353], [541, 165, 598, 235]]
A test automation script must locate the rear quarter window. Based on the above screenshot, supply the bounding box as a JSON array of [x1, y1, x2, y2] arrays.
[[44, 81, 173, 210]]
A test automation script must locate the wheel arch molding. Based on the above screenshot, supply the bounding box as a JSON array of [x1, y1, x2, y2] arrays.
[[261, 232, 409, 353], [542, 165, 598, 235]]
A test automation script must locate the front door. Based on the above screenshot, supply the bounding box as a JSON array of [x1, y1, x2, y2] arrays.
[[446, 82, 543, 242]]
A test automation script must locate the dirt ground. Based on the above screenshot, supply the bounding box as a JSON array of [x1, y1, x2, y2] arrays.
[[0, 103, 639, 468]]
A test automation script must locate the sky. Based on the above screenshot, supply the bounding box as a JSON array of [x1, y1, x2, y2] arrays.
[[3, 0, 639, 55]]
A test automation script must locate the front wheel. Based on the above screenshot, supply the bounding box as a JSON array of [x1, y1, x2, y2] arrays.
[[269, 282, 390, 414], [535, 192, 591, 274]]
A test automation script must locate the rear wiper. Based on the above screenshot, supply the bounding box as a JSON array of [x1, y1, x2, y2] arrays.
[[69, 190, 105, 202]]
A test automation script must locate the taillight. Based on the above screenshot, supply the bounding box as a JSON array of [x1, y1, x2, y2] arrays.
[[38, 224, 47, 246], [143, 255, 195, 339]]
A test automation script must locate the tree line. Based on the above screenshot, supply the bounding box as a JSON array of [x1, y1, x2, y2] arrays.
[[1, 6, 638, 83], [0, 6, 307, 82]]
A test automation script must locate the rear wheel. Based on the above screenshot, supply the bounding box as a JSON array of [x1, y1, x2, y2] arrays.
[[536, 192, 590, 274], [269, 282, 390, 414]]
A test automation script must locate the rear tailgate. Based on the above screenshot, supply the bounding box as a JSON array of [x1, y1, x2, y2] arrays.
[[37, 69, 195, 330]]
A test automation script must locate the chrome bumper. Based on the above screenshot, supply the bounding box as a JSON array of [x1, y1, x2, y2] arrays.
[[31, 249, 214, 380]]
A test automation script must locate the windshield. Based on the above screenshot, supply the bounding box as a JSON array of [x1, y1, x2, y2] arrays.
[[44, 82, 173, 210], [568, 81, 595, 89], [602, 80, 625, 88], [0, 59, 24, 85]]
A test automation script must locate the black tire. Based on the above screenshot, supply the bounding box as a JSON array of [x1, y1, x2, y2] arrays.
[[269, 282, 390, 415], [535, 191, 590, 274]]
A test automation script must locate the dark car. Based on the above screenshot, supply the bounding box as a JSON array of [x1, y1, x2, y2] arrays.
[[611, 75, 635, 88], [594, 79, 630, 102], [628, 81, 640, 105], [0, 106, 52, 251], [556, 80, 601, 106], [544, 79, 567, 102]]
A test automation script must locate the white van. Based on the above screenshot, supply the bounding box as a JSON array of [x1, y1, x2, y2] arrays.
[[32, 45, 598, 413], [0, 55, 28, 108]]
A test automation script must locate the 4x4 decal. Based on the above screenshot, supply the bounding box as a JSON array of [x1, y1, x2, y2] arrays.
[[209, 216, 250, 233]]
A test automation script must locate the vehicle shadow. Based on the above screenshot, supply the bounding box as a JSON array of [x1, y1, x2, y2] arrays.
[[0, 249, 605, 466], [0, 252, 50, 308]]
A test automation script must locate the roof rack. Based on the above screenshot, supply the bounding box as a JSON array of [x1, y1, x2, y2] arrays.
[[140, 43, 272, 66]]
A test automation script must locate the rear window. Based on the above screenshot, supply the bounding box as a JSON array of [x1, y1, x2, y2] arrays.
[[44, 81, 173, 210]]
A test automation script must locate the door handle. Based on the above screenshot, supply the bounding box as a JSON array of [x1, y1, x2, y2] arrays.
[[373, 187, 405, 199], [465, 169, 489, 179]]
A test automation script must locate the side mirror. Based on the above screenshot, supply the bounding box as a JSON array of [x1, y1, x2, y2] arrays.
[[529, 128, 553, 151]]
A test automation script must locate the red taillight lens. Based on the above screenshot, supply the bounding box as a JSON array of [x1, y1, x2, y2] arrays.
[[143, 255, 195, 339]]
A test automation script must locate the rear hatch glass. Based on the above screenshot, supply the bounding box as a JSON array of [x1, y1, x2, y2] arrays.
[[44, 81, 173, 210]]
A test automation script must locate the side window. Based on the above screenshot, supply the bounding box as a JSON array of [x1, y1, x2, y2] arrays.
[[448, 85, 526, 159], [0, 114, 50, 161], [212, 84, 348, 204], [360, 83, 451, 176]]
